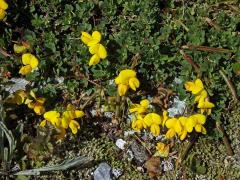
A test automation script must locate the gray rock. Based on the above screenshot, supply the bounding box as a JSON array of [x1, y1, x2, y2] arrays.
[[93, 162, 112, 180], [130, 140, 148, 165]]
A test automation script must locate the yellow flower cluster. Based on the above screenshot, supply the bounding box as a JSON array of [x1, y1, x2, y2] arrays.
[[6, 90, 84, 136], [185, 79, 215, 115], [165, 114, 206, 140], [130, 99, 168, 136], [115, 69, 140, 96], [0, 0, 8, 21], [6, 90, 45, 115], [40, 104, 84, 135], [130, 99, 208, 140], [80, 31, 107, 66]]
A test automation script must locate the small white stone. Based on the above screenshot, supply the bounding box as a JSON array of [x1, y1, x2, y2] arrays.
[[104, 112, 114, 118], [127, 149, 134, 160], [167, 97, 187, 117], [116, 139, 126, 150], [55, 76, 64, 84], [124, 130, 136, 137], [112, 168, 123, 178], [174, 77, 183, 84], [4, 78, 30, 93]]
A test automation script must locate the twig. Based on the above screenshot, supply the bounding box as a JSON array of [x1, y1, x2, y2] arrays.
[[204, 17, 221, 31], [219, 69, 238, 102], [181, 45, 233, 53], [177, 133, 198, 165], [180, 50, 200, 73], [216, 121, 234, 156], [0, 48, 11, 57], [115, 93, 121, 121], [134, 134, 152, 155], [80, 92, 98, 110]]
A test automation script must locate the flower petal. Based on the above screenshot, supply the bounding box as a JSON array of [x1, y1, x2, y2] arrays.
[[129, 77, 140, 91], [69, 120, 80, 134], [144, 113, 161, 126], [34, 104, 45, 115], [180, 130, 188, 140], [19, 65, 32, 75], [81, 31, 92, 45], [192, 79, 204, 95], [92, 31, 101, 42], [89, 54, 100, 66], [75, 110, 85, 118], [97, 44, 107, 59], [165, 128, 175, 139], [150, 124, 160, 136], [193, 114, 206, 125], [14, 44, 27, 54], [118, 84, 128, 96], [0, 9, 6, 20], [140, 99, 150, 108], [195, 124, 202, 133], [39, 119, 47, 127], [89, 44, 99, 54], [22, 53, 39, 69], [185, 117, 196, 132], [0, 0, 8, 10], [165, 118, 177, 128], [61, 117, 70, 129], [184, 81, 195, 91]]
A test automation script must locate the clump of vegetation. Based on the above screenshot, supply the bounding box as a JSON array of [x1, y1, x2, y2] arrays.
[[0, 0, 240, 179]]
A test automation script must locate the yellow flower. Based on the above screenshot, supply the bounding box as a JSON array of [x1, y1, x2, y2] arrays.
[[189, 114, 207, 134], [165, 118, 182, 139], [0, 0, 8, 10], [197, 100, 215, 115], [0, 8, 6, 20], [178, 116, 188, 140], [115, 69, 140, 96], [150, 124, 161, 136], [194, 90, 208, 104], [62, 104, 84, 134], [155, 142, 170, 157], [6, 90, 26, 105], [143, 113, 161, 127], [0, 0, 8, 21], [162, 111, 169, 127], [81, 31, 107, 66], [14, 44, 29, 54], [40, 111, 61, 127], [19, 53, 39, 75], [117, 84, 128, 96], [144, 113, 162, 136], [132, 115, 147, 131], [81, 31, 101, 46], [184, 78, 204, 95], [25, 90, 45, 115], [129, 99, 149, 115]]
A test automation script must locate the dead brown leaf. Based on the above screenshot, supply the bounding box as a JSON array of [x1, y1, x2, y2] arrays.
[[144, 156, 161, 179]]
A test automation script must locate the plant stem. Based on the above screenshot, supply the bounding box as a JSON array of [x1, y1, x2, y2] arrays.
[[219, 69, 238, 102], [80, 92, 98, 110], [181, 45, 233, 53], [178, 134, 198, 165], [115, 93, 121, 121], [180, 50, 200, 73], [216, 121, 234, 156]]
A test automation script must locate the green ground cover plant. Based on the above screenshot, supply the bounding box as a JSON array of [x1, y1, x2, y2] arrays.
[[0, 0, 240, 179]]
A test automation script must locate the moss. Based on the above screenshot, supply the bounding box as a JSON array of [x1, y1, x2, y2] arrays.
[[184, 105, 240, 179]]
